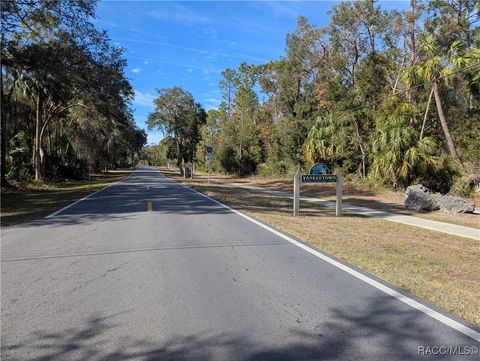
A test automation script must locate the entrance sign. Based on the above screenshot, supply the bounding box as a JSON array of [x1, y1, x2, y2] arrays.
[[302, 174, 337, 183], [309, 163, 330, 175], [293, 167, 343, 217], [206, 146, 213, 154], [205, 154, 213, 162]]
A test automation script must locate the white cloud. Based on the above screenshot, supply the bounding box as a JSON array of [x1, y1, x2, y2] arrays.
[[202, 27, 217, 39], [129, 27, 149, 35], [118, 38, 205, 55], [147, 3, 210, 25], [264, 1, 300, 17], [203, 98, 221, 110], [132, 68, 142, 74], [203, 69, 209, 74], [143, 61, 149, 65], [205, 98, 221, 104], [94, 19, 120, 28], [186, 68, 193, 73], [134, 90, 155, 107], [122, 38, 265, 63]]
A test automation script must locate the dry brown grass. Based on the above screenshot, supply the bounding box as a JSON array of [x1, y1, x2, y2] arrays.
[[188, 169, 480, 229], [162, 169, 480, 326]]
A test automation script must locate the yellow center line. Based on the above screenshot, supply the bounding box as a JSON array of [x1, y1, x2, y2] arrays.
[[147, 201, 153, 212]]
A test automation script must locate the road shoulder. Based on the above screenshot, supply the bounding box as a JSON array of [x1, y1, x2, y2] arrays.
[[161, 168, 480, 329]]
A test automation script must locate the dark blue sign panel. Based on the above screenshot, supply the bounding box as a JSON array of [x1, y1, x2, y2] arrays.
[[309, 163, 330, 175], [206, 146, 213, 154], [302, 174, 337, 183]]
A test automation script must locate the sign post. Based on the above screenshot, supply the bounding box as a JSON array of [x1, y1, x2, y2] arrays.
[[208, 159, 211, 183], [205, 146, 214, 183], [293, 163, 343, 217], [335, 169, 343, 217], [293, 168, 300, 216]]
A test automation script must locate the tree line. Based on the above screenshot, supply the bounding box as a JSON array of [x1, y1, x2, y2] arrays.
[[145, 0, 479, 195], [1, 0, 146, 185]]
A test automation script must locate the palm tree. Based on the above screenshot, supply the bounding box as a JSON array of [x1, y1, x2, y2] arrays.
[[403, 35, 472, 169]]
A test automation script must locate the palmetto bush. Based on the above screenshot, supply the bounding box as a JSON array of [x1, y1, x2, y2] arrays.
[[371, 114, 439, 188]]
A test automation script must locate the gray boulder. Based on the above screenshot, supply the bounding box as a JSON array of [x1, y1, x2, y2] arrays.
[[404, 185, 440, 211], [438, 195, 476, 213], [404, 184, 476, 213]]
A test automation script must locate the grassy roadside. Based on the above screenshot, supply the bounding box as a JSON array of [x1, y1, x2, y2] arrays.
[[163, 168, 480, 327], [190, 170, 480, 229], [1, 170, 133, 227]]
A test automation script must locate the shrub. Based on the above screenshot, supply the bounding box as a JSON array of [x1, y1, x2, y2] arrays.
[[419, 156, 458, 194], [257, 160, 296, 178], [450, 163, 480, 197], [219, 146, 239, 174], [7, 132, 32, 181]]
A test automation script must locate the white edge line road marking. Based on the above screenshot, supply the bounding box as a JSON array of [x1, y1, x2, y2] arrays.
[[44, 170, 137, 219], [158, 170, 480, 343]]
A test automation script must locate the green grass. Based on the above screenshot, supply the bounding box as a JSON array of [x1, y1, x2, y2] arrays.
[[1, 171, 132, 227]]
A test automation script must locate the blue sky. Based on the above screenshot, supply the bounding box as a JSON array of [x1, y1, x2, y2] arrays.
[[96, 1, 409, 144]]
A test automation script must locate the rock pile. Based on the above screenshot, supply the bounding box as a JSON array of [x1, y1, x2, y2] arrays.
[[404, 185, 476, 213]]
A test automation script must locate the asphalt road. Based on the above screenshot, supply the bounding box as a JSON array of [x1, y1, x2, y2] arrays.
[[1, 166, 479, 361]]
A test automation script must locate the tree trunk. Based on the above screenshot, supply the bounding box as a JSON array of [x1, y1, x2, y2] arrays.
[[432, 81, 462, 168], [111, 138, 116, 169], [239, 114, 244, 159], [409, 0, 416, 66], [406, 0, 417, 103], [239, 138, 243, 159], [420, 88, 434, 140], [34, 93, 45, 182], [353, 119, 366, 178], [176, 136, 184, 175], [392, 48, 406, 94], [0, 32, 11, 187], [0, 67, 7, 187]]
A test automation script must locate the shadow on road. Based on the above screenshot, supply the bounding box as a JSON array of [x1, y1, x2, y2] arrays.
[[2, 170, 380, 231], [3, 171, 233, 230], [2, 295, 466, 361]]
